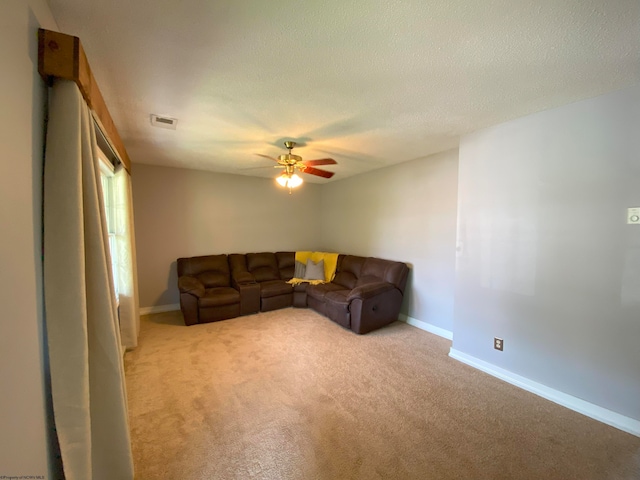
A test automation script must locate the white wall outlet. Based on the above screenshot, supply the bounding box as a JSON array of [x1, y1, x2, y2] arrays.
[[628, 207, 640, 224]]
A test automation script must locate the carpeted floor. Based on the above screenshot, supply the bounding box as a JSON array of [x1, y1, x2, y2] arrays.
[[125, 308, 639, 480]]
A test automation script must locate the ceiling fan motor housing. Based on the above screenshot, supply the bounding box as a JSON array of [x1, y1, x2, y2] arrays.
[[278, 153, 302, 164]]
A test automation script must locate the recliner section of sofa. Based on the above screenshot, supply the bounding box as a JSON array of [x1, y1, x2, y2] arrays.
[[177, 251, 409, 334], [176, 254, 241, 326], [306, 255, 409, 334], [245, 252, 294, 312]]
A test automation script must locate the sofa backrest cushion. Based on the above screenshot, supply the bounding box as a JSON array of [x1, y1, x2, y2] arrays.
[[177, 254, 230, 288], [333, 255, 366, 289], [358, 257, 409, 292], [228, 253, 248, 275], [276, 252, 295, 280], [246, 252, 280, 282]]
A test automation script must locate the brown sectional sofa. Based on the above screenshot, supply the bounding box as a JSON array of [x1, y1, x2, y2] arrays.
[[177, 251, 409, 334]]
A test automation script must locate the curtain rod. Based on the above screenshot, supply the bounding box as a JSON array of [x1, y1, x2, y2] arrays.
[[38, 29, 132, 173], [93, 113, 121, 168]]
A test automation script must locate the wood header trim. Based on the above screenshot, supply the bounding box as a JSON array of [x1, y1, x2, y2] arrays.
[[38, 29, 132, 172]]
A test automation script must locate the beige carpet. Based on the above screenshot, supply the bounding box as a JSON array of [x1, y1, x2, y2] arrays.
[[125, 308, 639, 480]]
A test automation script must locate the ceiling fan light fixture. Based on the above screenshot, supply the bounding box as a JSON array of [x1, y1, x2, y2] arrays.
[[289, 173, 303, 187], [276, 172, 303, 190]]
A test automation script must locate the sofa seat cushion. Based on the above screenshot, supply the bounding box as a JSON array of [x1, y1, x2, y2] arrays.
[[325, 290, 349, 306], [260, 280, 293, 298], [199, 287, 240, 307], [307, 282, 347, 301]]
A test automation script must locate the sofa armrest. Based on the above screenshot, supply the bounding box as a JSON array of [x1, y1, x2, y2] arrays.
[[178, 275, 205, 298], [232, 271, 256, 290], [347, 281, 395, 301], [237, 282, 260, 315]]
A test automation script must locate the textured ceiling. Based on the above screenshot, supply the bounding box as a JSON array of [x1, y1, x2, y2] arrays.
[[48, 0, 639, 183]]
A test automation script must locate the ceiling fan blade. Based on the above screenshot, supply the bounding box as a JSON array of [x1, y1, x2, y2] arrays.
[[255, 153, 279, 162], [302, 158, 337, 166], [301, 166, 335, 179]]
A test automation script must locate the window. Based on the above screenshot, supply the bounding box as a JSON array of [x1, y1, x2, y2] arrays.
[[98, 149, 120, 299]]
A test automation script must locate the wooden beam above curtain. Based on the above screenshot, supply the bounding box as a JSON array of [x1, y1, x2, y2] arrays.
[[37, 29, 132, 173]]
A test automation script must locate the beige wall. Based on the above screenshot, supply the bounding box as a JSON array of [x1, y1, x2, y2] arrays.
[[454, 85, 640, 421], [320, 150, 459, 332], [132, 164, 323, 307], [0, 1, 58, 477]]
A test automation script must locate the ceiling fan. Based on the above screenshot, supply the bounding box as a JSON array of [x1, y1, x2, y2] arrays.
[[257, 141, 337, 193]]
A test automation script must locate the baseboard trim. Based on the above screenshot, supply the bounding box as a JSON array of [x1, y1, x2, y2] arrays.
[[448, 348, 640, 437], [139, 303, 180, 315], [398, 314, 453, 340]]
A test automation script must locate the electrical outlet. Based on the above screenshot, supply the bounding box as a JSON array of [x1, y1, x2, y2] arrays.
[[494, 337, 504, 351]]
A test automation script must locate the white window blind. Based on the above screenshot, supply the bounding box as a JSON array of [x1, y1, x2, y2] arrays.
[[98, 149, 119, 299]]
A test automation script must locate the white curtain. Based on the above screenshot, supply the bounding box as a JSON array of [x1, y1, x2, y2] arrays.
[[114, 165, 140, 350], [44, 80, 134, 479]]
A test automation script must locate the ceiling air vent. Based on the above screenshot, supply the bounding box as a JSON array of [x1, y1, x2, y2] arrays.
[[150, 114, 178, 130]]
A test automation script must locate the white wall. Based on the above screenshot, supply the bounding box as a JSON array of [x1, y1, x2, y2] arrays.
[[320, 150, 459, 332], [132, 164, 324, 307], [454, 85, 640, 421], [0, 1, 59, 477]]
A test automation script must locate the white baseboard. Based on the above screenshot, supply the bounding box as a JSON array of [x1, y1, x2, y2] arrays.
[[398, 314, 453, 340], [449, 348, 640, 437], [139, 303, 180, 315]]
